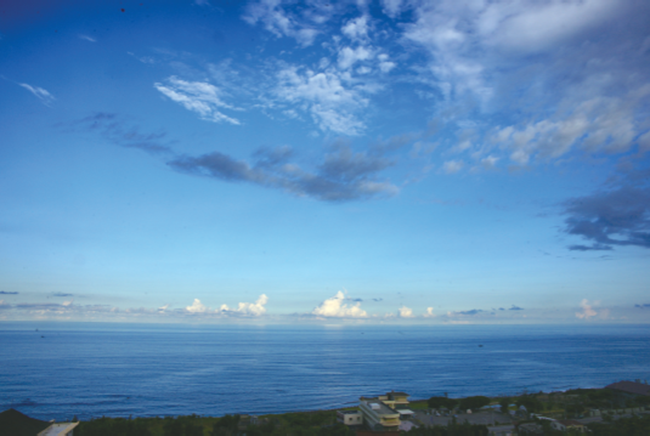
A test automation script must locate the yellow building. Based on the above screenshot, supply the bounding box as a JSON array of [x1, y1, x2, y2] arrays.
[[358, 391, 412, 430]]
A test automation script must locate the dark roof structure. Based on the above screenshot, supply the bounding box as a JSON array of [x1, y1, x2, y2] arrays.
[[0, 409, 51, 436], [605, 381, 650, 396]]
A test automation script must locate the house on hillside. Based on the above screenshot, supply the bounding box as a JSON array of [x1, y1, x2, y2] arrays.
[[605, 380, 650, 408], [336, 409, 363, 426]]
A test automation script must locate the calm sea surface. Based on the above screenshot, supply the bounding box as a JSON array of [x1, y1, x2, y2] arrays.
[[1, 323, 649, 421]]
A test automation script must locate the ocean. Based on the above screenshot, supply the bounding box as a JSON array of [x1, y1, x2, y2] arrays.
[[1, 323, 649, 421]]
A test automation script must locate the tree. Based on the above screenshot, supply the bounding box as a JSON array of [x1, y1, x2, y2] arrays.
[[428, 396, 458, 410], [211, 414, 240, 436], [499, 398, 510, 414], [516, 396, 542, 413], [458, 396, 490, 411]]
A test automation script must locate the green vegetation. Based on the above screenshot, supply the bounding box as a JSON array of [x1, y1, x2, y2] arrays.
[[427, 396, 458, 410], [516, 395, 542, 413], [73, 387, 650, 436], [76, 410, 353, 436], [408, 420, 489, 436], [588, 415, 650, 435], [499, 397, 510, 414], [457, 396, 490, 411]]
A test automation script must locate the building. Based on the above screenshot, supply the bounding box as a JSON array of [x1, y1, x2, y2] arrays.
[[37, 423, 79, 436], [358, 391, 413, 431], [551, 419, 586, 432], [359, 400, 401, 431], [0, 409, 78, 436], [336, 410, 363, 426], [605, 380, 650, 397]]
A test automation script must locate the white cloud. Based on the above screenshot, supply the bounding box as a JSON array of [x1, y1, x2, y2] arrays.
[[480, 155, 498, 169], [639, 131, 650, 153], [154, 76, 241, 125], [220, 294, 268, 316], [496, 96, 639, 165], [186, 298, 207, 313], [310, 105, 366, 136], [243, 0, 319, 47], [443, 160, 463, 174], [398, 306, 413, 318], [423, 307, 436, 318], [158, 304, 169, 312], [19, 83, 55, 105], [274, 67, 369, 135], [377, 54, 396, 73], [78, 34, 96, 42], [341, 15, 369, 41], [575, 299, 598, 319], [312, 291, 368, 318], [337, 46, 373, 70], [381, 0, 404, 18], [484, 0, 621, 53]]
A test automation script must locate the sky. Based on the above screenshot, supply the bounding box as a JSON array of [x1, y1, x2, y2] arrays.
[[1, 0, 649, 324]]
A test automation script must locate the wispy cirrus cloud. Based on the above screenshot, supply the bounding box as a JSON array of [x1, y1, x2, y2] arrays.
[[154, 76, 241, 125], [78, 34, 96, 42], [273, 66, 371, 136], [19, 83, 55, 105], [242, 0, 322, 47], [399, 0, 650, 172]]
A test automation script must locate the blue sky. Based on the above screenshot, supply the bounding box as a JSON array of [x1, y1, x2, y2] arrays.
[[1, 0, 649, 324]]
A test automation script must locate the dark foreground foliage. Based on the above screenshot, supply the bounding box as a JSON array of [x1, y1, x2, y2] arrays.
[[408, 421, 489, 436], [75, 416, 152, 436], [588, 415, 650, 436]]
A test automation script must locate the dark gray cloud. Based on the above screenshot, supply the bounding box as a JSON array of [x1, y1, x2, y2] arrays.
[[509, 305, 524, 311], [76, 113, 398, 203], [498, 307, 505, 311], [16, 303, 65, 309], [52, 292, 73, 297], [635, 304, 650, 309], [563, 184, 650, 251], [169, 144, 398, 202], [74, 112, 173, 155], [457, 309, 483, 316], [0, 291, 18, 295]]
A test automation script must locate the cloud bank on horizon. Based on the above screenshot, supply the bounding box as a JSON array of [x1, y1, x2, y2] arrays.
[[1, 0, 649, 324]]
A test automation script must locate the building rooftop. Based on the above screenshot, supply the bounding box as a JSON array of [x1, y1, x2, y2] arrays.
[[362, 400, 399, 416], [38, 422, 79, 436], [339, 410, 361, 415], [605, 380, 650, 396]]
